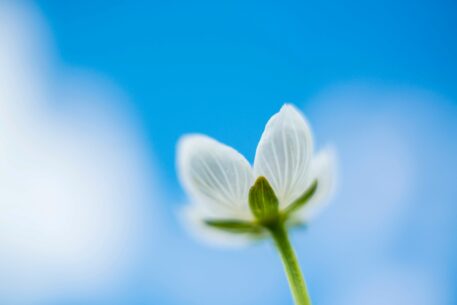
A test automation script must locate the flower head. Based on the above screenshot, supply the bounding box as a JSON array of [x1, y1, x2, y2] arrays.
[[177, 104, 336, 246]]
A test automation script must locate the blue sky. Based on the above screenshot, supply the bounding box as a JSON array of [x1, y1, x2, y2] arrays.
[[36, 0, 457, 191], [1, 0, 456, 304]]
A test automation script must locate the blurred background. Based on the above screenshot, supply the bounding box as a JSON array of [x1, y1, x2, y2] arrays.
[[1, 0, 456, 304]]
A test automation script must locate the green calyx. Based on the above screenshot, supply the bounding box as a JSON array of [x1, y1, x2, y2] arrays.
[[203, 176, 318, 234], [204, 219, 263, 234], [283, 180, 318, 217], [248, 176, 280, 225]]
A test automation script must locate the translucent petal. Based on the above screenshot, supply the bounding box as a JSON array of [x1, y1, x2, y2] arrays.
[[254, 104, 314, 207], [177, 134, 254, 219], [294, 148, 337, 222]]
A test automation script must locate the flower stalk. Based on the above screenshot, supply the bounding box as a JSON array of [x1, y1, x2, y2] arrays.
[[268, 222, 312, 305], [248, 176, 312, 304]]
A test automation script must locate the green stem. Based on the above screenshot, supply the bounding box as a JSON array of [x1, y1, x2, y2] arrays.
[[268, 223, 312, 305]]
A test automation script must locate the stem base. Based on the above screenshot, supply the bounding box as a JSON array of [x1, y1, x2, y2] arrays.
[[268, 223, 312, 305]]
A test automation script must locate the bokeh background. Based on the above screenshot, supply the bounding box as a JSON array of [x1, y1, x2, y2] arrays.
[[1, 0, 456, 304]]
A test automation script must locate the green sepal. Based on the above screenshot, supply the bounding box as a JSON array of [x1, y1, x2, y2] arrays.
[[204, 219, 262, 234], [283, 180, 318, 216], [248, 176, 280, 224]]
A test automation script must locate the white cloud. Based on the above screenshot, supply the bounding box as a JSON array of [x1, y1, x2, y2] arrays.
[[339, 265, 448, 305], [298, 82, 457, 305], [0, 2, 154, 303]]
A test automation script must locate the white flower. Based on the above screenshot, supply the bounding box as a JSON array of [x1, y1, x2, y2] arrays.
[[177, 104, 336, 246]]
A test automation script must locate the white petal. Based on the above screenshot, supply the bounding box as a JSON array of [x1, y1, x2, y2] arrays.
[[179, 205, 259, 248], [254, 104, 314, 207], [294, 147, 337, 222], [177, 134, 254, 219]]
